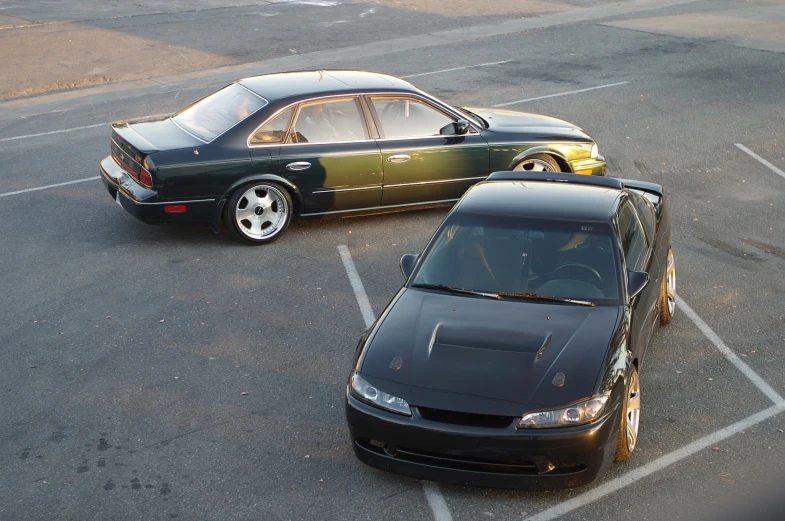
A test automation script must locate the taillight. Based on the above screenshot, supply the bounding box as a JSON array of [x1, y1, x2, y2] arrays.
[[138, 167, 153, 188]]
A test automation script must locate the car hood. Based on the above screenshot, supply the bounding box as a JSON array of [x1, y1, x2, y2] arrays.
[[360, 289, 622, 417], [463, 107, 592, 140]]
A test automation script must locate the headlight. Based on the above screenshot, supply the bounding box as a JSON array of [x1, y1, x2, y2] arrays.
[[350, 373, 411, 416], [590, 143, 599, 159], [517, 396, 608, 428]]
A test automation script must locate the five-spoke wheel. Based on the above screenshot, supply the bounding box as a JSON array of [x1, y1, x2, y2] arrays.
[[615, 366, 641, 462], [225, 183, 292, 245]]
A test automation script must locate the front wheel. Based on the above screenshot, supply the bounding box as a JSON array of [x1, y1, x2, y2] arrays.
[[225, 183, 293, 245], [513, 153, 561, 172], [614, 365, 641, 462], [659, 249, 676, 325]]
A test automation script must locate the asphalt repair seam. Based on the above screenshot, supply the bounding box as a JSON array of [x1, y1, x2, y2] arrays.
[[337, 244, 785, 520]]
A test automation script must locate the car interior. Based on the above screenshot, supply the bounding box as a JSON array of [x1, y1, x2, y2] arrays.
[[416, 221, 621, 301]]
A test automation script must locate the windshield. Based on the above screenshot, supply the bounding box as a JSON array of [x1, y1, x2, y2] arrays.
[[173, 83, 267, 142], [410, 212, 622, 304]]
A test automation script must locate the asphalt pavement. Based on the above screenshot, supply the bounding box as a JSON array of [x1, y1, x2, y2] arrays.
[[1, 1, 785, 520]]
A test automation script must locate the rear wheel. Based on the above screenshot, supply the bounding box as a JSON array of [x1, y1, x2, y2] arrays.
[[513, 153, 561, 172], [659, 249, 676, 325], [614, 366, 641, 462], [225, 183, 292, 245]]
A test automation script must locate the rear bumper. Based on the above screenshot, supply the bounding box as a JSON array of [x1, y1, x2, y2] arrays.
[[571, 155, 607, 176], [346, 391, 620, 490], [100, 155, 216, 224]]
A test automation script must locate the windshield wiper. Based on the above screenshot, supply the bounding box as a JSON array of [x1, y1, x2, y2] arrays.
[[411, 283, 498, 299], [496, 292, 595, 307]]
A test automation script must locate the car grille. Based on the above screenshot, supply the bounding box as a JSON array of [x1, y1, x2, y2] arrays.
[[417, 407, 515, 428]]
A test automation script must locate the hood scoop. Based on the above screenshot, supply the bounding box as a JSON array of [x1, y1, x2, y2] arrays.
[[428, 323, 547, 356]]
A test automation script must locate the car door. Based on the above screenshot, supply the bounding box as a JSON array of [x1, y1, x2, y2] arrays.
[[617, 199, 660, 360], [366, 95, 489, 206], [277, 96, 382, 215]]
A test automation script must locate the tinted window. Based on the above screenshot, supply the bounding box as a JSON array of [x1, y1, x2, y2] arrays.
[[173, 83, 267, 142], [370, 97, 455, 139], [290, 98, 369, 143], [628, 190, 655, 242], [617, 201, 648, 271], [250, 107, 294, 145], [411, 212, 621, 304]]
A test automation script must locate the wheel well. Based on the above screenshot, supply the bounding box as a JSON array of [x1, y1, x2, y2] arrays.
[[549, 154, 572, 172]]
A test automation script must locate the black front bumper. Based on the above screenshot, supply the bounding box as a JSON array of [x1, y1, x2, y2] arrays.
[[99, 155, 216, 225], [346, 392, 620, 490]]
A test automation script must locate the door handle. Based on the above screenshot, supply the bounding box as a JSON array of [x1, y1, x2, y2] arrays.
[[387, 154, 411, 164], [286, 161, 311, 171]]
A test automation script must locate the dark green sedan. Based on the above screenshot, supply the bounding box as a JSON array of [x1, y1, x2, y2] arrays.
[[100, 70, 606, 244]]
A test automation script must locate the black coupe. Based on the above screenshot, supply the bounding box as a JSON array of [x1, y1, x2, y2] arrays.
[[345, 172, 676, 489], [100, 70, 606, 244]]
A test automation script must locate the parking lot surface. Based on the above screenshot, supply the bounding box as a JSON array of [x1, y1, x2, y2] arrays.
[[2, 1, 785, 520]]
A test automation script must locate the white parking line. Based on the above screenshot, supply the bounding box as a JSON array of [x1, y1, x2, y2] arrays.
[[337, 245, 376, 328], [493, 81, 630, 107], [401, 60, 513, 79], [735, 143, 785, 181], [678, 296, 785, 406], [528, 404, 785, 521], [528, 295, 785, 519], [0, 123, 106, 143], [337, 244, 453, 521], [0, 176, 100, 198]]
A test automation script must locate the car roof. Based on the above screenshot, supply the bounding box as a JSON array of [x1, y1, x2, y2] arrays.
[[455, 180, 624, 222], [238, 70, 416, 102]]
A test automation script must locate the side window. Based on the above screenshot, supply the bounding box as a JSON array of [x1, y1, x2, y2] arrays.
[[617, 201, 648, 271], [249, 107, 294, 145], [628, 190, 655, 242], [289, 98, 369, 144], [369, 97, 455, 139]]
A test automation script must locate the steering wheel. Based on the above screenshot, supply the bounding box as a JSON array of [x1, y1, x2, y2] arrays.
[[381, 101, 402, 120], [551, 263, 603, 288]]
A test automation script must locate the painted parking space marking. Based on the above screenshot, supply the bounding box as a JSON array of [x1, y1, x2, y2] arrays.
[[493, 81, 630, 107], [735, 143, 785, 181], [678, 296, 785, 405], [527, 404, 785, 521], [0, 176, 100, 198], [0, 122, 106, 143], [401, 60, 513, 79], [337, 244, 453, 521], [528, 294, 785, 519]]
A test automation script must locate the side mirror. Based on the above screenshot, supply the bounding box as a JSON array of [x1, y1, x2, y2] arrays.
[[627, 270, 649, 300], [439, 119, 471, 136], [400, 254, 418, 280]]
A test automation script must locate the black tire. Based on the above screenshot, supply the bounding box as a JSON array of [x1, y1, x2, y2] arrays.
[[513, 153, 561, 172], [659, 249, 676, 325], [614, 365, 641, 462], [224, 182, 293, 245]]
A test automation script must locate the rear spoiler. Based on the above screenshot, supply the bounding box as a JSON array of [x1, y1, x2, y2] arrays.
[[485, 171, 663, 197], [111, 122, 159, 154]]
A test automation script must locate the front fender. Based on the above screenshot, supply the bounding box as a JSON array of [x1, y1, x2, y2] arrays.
[[211, 174, 305, 233], [508, 146, 573, 172]]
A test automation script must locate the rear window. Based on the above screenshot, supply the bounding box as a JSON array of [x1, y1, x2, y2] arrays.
[[173, 83, 267, 142]]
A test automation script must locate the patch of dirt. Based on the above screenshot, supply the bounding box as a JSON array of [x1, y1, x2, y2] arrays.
[[0, 22, 234, 100]]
